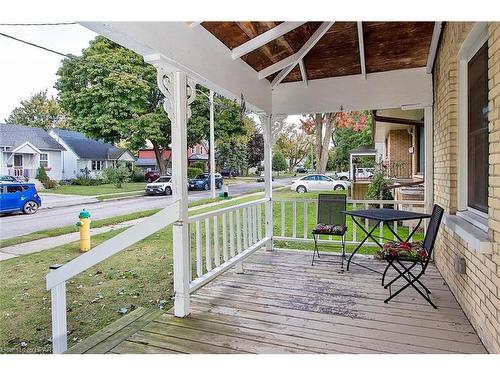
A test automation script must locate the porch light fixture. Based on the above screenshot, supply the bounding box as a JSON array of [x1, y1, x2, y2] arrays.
[[454, 256, 467, 274]]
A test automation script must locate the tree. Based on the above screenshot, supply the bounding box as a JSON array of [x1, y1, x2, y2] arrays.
[[328, 126, 372, 171], [56, 36, 171, 173], [216, 139, 248, 175], [275, 124, 312, 173], [247, 132, 264, 169], [6, 90, 66, 129], [300, 111, 369, 174], [272, 152, 287, 175]]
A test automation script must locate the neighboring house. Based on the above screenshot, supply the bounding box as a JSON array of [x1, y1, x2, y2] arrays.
[[373, 108, 425, 180], [49, 128, 135, 179], [0, 123, 66, 181], [135, 142, 209, 172]]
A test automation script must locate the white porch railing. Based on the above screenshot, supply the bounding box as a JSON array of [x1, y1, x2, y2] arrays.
[[8, 167, 37, 179], [187, 198, 269, 293], [273, 198, 426, 246], [45, 202, 180, 353]]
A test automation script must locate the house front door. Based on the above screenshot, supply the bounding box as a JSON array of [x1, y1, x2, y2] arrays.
[[13, 155, 23, 177]]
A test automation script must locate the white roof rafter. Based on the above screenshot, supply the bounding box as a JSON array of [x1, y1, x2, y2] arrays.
[[231, 22, 306, 60], [259, 22, 334, 81], [357, 21, 366, 79], [299, 59, 308, 87]]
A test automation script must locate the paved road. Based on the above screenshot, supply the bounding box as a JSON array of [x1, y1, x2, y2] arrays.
[[0, 178, 294, 239]]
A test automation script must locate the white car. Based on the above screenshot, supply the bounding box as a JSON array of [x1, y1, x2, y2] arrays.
[[290, 174, 350, 193], [336, 171, 350, 180], [145, 176, 173, 195]]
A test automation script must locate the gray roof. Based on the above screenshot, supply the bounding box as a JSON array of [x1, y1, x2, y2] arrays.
[[134, 158, 157, 166], [0, 123, 66, 151], [52, 128, 131, 160]]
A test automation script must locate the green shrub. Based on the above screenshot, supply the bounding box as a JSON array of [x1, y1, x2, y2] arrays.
[[190, 162, 206, 171], [35, 167, 49, 183], [101, 164, 131, 188], [366, 171, 393, 203], [72, 177, 104, 186], [131, 168, 145, 182], [187, 167, 203, 178]]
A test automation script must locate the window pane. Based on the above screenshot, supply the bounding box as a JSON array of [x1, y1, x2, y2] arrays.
[[467, 42, 489, 213]]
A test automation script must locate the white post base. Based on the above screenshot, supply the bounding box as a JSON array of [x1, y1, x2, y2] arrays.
[[235, 261, 244, 274]]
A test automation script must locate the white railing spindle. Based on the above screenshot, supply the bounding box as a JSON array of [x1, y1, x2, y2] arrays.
[[196, 220, 202, 277], [229, 211, 235, 257], [292, 201, 297, 238], [222, 213, 228, 262], [205, 218, 212, 271], [213, 215, 220, 267], [281, 201, 285, 237], [303, 201, 308, 239]]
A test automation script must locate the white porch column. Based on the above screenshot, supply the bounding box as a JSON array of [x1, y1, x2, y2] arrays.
[[155, 66, 197, 317], [209, 90, 216, 199], [424, 106, 434, 213], [262, 114, 273, 251]]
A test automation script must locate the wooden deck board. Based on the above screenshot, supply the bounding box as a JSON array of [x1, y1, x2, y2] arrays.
[[68, 249, 487, 354]]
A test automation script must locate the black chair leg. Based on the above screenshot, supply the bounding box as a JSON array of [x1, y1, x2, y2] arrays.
[[312, 233, 318, 266], [340, 234, 345, 271]]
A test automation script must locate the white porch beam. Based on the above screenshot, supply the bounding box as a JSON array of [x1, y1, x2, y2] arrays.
[[426, 22, 443, 74], [190, 22, 202, 28], [271, 62, 297, 88], [357, 21, 366, 79], [272, 67, 433, 115], [231, 22, 306, 60], [299, 59, 308, 87], [258, 22, 334, 80], [81, 22, 272, 113]]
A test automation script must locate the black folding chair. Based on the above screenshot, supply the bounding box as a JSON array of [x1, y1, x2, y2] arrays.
[[380, 204, 444, 308], [311, 194, 347, 269]]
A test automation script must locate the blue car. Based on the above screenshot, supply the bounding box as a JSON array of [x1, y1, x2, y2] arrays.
[[188, 173, 223, 191], [0, 183, 41, 215]]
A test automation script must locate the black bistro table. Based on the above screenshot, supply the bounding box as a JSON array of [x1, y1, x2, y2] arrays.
[[342, 208, 431, 274]]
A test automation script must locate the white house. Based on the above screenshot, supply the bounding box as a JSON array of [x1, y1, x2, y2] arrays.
[[48, 128, 135, 179], [0, 123, 66, 181]]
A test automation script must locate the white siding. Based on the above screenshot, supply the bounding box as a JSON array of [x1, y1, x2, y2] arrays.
[[45, 150, 63, 181]]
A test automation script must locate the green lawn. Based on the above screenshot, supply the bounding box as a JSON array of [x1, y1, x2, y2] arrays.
[[51, 182, 147, 196], [0, 191, 423, 353]]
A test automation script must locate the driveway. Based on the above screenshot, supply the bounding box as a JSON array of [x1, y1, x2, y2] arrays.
[[0, 177, 295, 239]]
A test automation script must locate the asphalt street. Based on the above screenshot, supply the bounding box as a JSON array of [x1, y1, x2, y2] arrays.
[[0, 177, 295, 239]]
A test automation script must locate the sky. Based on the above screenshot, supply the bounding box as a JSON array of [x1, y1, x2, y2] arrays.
[[0, 23, 306, 128], [0, 23, 97, 121]]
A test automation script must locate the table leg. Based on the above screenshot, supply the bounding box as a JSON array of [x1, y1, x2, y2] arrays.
[[347, 218, 382, 272]]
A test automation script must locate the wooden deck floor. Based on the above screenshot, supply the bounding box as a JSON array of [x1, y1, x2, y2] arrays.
[[67, 249, 487, 354]]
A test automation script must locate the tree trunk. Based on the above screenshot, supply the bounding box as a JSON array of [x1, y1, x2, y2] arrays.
[[151, 141, 166, 175]]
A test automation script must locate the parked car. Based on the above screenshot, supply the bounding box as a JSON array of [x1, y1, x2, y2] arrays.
[[0, 175, 20, 182], [290, 174, 350, 193], [0, 182, 41, 214], [145, 176, 173, 195], [145, 170, 163, 183], [295, 167, 308, 174], [189, 173, 223, 190], [220, 168, 239, 177], [355, 167, 375, 179], [336, 171, 350, 180], [256, 173, 274, 182]]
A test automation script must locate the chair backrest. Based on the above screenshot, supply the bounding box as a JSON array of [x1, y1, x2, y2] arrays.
[[317, 194, 347, 226], [422, 204, 444, 262]]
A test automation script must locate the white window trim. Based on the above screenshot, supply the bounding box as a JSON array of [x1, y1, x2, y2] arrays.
[[456, 22, 489, 229], [39, 153, 49, 168]]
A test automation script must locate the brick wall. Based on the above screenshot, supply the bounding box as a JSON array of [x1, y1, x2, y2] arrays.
[[432, 22, 500, 353], [387, 129, 412, 178]]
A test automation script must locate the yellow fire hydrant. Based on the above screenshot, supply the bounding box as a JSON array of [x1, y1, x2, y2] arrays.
[[76, 209, 91, 252]]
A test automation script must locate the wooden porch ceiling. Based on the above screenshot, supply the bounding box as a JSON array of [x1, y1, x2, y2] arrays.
[[67, 250, 486, 354], [201, 22, 435, 84]]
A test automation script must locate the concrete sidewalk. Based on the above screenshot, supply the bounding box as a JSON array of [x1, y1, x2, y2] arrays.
[[38, 193, 99, 209], [0, 218, 144, 261]]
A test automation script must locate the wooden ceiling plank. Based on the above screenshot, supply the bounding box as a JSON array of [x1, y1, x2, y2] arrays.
[[299, 59, 308, 86], [231, 22, 306, 60], [357, 21, 366, 79], [426, 22, 443, 74], [258, 21, 335, 80]]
